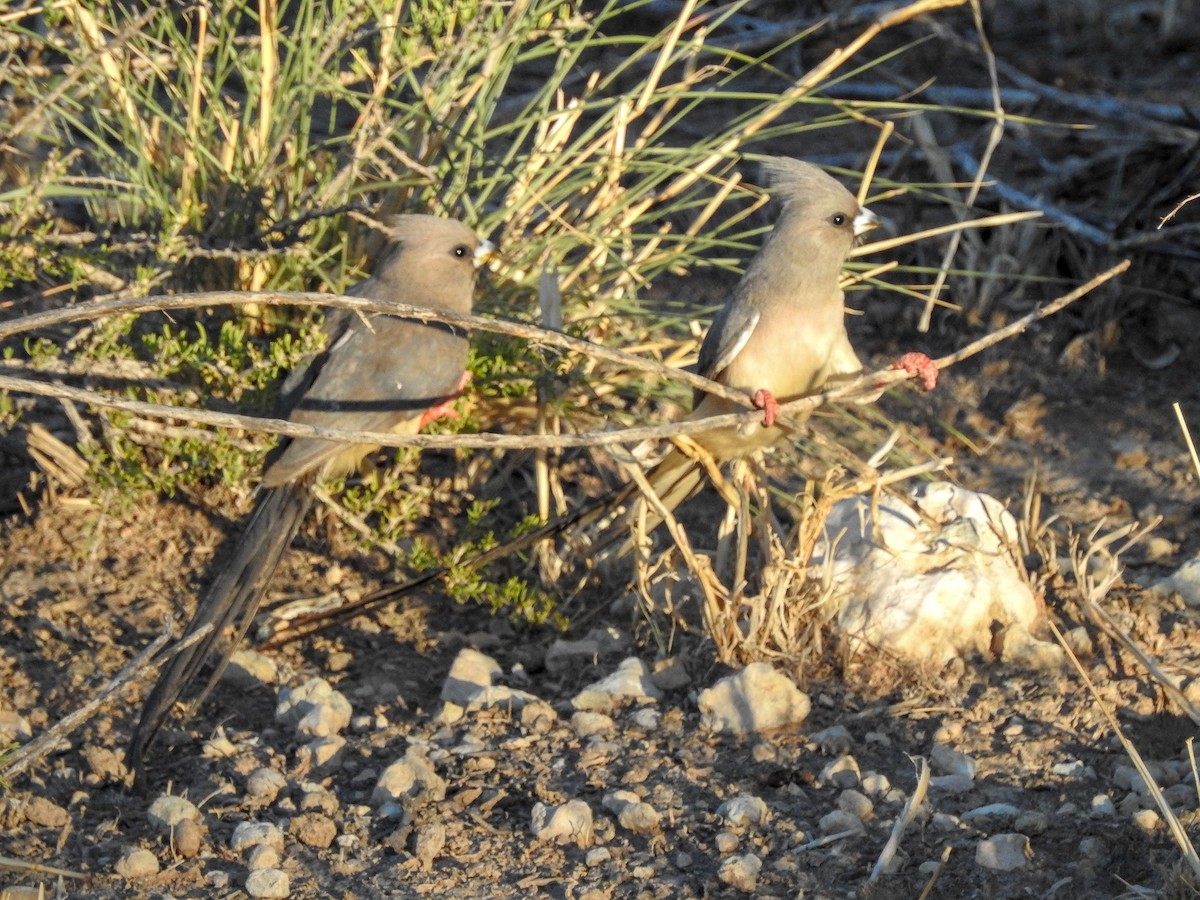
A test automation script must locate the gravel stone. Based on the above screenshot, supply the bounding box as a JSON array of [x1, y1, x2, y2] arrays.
[[246, 843, 281, 871], [582, 657, 662, 700], [23, 796, 68, 828], [173, 818, 204, 858], [930, 744, 977, 778], [819, 809, 864, 835], [246, 767, 288, 804], [718, 853, 762, 892], [716, 794, 769, 828], [244, 867, 290, 898], [698, 663, 810, 735], [530, 798, 593, 847], [818, 755, 861, 789], [373, 751, 446, 808], [291, 812, 337, 848], [146, 794, 200, 831], [230, 821, 286, 853], [976, 833, 1032, 871], [714, 831, 739, 853], [276, 678, 352, 736], [837, 789, 874, 821], [570, 711, 615, 738], [113, 847, 159, 879], [602, 789, 660, 834]]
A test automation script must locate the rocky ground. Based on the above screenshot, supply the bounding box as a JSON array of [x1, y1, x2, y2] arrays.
[[3, 317, 1200, 899], [5, 3, 1200, 898]]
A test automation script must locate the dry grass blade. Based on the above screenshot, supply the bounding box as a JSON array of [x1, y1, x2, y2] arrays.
[[869, 756, 930, 881], [1048, 618, 1200, 881]]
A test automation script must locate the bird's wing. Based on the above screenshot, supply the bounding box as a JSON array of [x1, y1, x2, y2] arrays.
[[696, 300, 761, 383]]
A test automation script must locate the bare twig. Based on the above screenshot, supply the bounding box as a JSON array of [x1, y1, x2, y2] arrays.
[[869, 756, 930, 881], [0, 260, 1127, 454]]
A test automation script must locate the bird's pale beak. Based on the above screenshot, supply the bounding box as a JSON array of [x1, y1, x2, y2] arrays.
[[474, 238, 497, 268], [852, 207, 880, 238]]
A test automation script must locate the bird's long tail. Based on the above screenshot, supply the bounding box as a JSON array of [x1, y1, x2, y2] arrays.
[[130, 480, 314, 784], [612, 444, 708, 558]]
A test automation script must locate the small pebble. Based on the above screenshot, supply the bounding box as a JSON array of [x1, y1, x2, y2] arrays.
[[717, 794, 769, 828], [1013, 810, 1049, 835], [975, 833, 1031, 871], [571, 711, 615, 738], [373, 752, 447, 807], [147, 795, 200, 832], [582, 657, 663, 700], [113, 847, 159, 879], [930, 744, 977, 779], [818, 810, 864, 835], [1090, 794, 1117, 817], [1132, 808, 1160, 834], [718, 853, 762, 893], [860, 773, 891, 798], [585, 847, 612, 867], [246, 844, 281, 871], [411, 822, 446, 870], [530, 799, 593, 847], [244, 867, 290, 899], [818, 755, 861, 789], [230, 821, 286, 853], [174, 819, 203, 858], [246, 768, 287, 804], [714, 831, 739, 853], [837, 789, 873, 821]]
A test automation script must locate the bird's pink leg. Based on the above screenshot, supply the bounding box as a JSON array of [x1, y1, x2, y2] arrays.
[[418, 371, 473, 430], [753, 388, 781, 427], [891, 352, 939, 391]]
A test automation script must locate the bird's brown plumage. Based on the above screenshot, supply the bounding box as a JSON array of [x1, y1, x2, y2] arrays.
[[637, 157, 878, 522], [129, 214, 490, 784]]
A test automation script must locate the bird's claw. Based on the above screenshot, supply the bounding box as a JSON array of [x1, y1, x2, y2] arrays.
[[753, 388, 781, 427], [891, 352, 939, 391]]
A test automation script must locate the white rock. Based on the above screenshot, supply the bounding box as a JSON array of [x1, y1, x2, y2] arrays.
[[961, 803, 1020, 823], [531, 799, 593, 846], [818, 755, 861, 789], [718, 853, 762, 893], [1132, 808, 1160, 834], [585, 847, 612, 867], [1051, 760, 1094, 780], [296, 734, 346, 772], [698, 663, 810, 735], [999, 623, 1066, 671], [976, 833, 1031, 871], [1153, 554, 1200, 607], [838, 789, 874, 820], [816, 483, 1043, 663], [630, 707, 660, 729], [244, 867, 290, 898], [810, 724, 852, 755], [818, 809, 864, 835], [246, 767, 287, 804], [571, 711, 615, 738], [230, 821, 285, 853], [861, 773, 891, 798], [246, 844, 281, 870], [372, 751, 446, 808], [224, 649, 279, 689], [930, 744, 977, 779], [581, 657, 662, 701], [1090, 794, 1117, 817], [931, 812, 962, 832], [275, 678, 351, 736], [0, 710, 32, 743], [113, 847, 159, 879], [929, 774, 974, 794], [146, 795, 200, 831], [441, 648, 540, 711], [602, 790, 660, 834], [716, 794, 770, 828]]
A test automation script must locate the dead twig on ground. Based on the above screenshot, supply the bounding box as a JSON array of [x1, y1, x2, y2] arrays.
[[0, 621, 211, 781]]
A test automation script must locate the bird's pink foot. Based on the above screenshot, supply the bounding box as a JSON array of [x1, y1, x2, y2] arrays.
[[891, 352, 939, 391], [753, 388, 781, 427], [418, 371, 473, 430]]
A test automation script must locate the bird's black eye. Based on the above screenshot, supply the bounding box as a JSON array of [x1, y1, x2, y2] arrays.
[[830, 212, 848, 227], [452, 244, 471, 259]]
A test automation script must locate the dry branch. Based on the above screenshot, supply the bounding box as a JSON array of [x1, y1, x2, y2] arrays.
[[0, 259, 1130, 453]]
